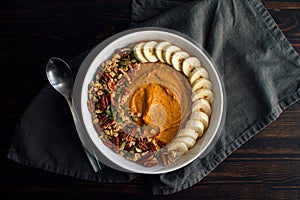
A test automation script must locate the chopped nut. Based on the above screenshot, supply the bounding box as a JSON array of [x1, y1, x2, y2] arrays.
[[92, 117, 99, 124], [110, 71, 116, 77]]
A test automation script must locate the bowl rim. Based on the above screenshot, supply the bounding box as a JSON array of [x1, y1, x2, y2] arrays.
[[72, 27, 226, 174]]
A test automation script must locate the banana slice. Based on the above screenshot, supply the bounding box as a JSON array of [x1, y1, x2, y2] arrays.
[[142, 41, 158, 62], [173, 136, 196, 148], [192, 88, 214, 103], [176, 128, 198, 140], [182, 57, 201, 77], [155, 41, 171, 63], [185, 119, 205, 136], [190, 111, 210, 129], [192, 99, 212, 116], [164, 45, 181, 65], [189, 67, 209, 85], [167, 141, 188, 154], [171, 51, 190, 71], [133, 42, 148, 63], [192, 78, 213, 92]]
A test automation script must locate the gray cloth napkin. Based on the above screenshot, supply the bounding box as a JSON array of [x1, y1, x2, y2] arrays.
[[7, 0, 300, 195]]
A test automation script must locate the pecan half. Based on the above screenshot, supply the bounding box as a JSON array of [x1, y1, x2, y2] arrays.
[[112, 136, 120, 152], [113, 135, 120, 147], [87, 100, 95, 112], [104, 72, 113, 83], [157, 140, 167, 148], [129, 127, 137, 137], [160, 152, 168, 166], [140, 151, 154, 161], [148, 142, 156, 152], [136, 152, 158, 166], [102, 139, 113, 148], [138, 137, 149, 151], [93, 124, 101, 134], [108, 79, 115, 90], [118, 131, 127, 141], [143, 158, 158, 167], [110, 93, 115, 106], [100, 94, 108, 111]]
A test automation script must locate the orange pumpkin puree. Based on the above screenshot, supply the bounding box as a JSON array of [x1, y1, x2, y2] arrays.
[[124, 62, 192, 146], [130, 83, 182, 144]]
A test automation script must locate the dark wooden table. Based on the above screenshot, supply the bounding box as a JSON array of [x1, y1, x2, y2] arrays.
[[1, 0, 299, 199]]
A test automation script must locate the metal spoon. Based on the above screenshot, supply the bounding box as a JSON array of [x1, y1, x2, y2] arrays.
[[46, 57, 101, 172]]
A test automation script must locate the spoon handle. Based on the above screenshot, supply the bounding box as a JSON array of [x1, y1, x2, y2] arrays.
[[66, 96, 102, 172]]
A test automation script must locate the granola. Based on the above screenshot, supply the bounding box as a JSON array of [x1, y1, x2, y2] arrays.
[[87, 46, 171, 167]]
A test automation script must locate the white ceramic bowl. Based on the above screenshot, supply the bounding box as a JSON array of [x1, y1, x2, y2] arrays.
[[73, 27, 225, 174]]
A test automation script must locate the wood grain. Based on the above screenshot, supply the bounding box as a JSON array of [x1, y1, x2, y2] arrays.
[[0, 0, 299, 199], [264, 3, 300, 53]]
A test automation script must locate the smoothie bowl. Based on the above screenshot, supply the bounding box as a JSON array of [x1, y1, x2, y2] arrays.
[[72, 27, 225, 174]]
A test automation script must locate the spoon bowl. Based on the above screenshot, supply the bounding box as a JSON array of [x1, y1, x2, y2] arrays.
[[46, 57, 74, 99]]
